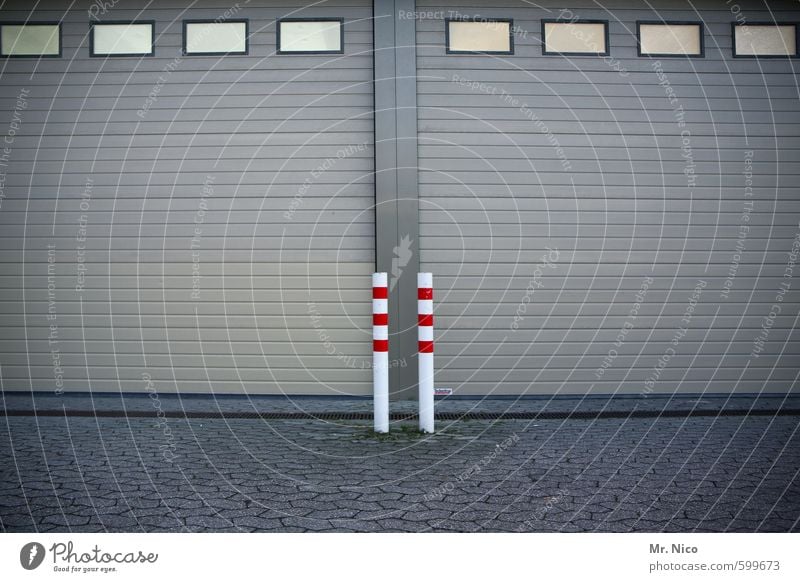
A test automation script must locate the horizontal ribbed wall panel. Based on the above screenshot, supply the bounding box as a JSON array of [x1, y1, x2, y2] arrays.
[[417, 0, 800, 396], [0, 0, 375, 395]]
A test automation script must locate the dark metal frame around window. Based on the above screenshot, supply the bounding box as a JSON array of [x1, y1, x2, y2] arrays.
[[636, 20, 705, 58], [0, 21, 62, 58], [182, 19, 249, 56], [541, 19, 610, 56], [444, 17, 514, 55], [731, 21, 799, 58], [89, 20, 155, 57], [276, 17, 344, 55]]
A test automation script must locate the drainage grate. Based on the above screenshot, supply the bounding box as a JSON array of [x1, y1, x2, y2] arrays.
[[1, 409, 799, 420]]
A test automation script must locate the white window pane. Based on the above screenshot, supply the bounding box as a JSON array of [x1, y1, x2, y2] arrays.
[[93, 23, 152, 55], [544, 22, 607, 54], [640, 23, 701, 55], [447, 20, 511, 53], [279, 20, 341, 53], [1, 24, 59, 56], [185, 21, 247, 54], [735, 25, 796, 56]]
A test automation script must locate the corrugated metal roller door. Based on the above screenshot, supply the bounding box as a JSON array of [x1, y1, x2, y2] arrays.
[[417, 0, 800, 395], [0, 0, 375, 395]]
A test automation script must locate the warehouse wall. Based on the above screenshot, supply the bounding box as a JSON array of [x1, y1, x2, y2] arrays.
[[0, 0, 375, 394], [417, 0, 800, 394]]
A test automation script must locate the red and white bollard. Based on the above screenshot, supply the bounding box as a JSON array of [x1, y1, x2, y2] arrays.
[[372, 273, 389, 433], [418, 272, 434, 433]]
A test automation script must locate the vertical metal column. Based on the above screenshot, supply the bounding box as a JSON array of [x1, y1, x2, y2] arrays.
[[373, 0, 419, 401]]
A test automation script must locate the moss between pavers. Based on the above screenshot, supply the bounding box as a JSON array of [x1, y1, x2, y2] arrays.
[[347, 420, 512, 441], [353, 424, 427, 441]]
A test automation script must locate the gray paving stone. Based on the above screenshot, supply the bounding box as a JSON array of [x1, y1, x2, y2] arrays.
[[230, 516, 284, 531], [185, 515, 236, 530], [99, 514, 146, 530], [306, 508, 360, 520], [280, 516, 335, 531], [41, 513, 92, 527]]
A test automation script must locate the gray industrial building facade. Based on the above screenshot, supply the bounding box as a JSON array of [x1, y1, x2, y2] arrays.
[[0, 0, 798, 400]]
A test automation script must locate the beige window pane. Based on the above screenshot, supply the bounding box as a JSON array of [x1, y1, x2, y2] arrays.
[[279, 21, 341, 52], [735, 25, 796, 56], [448, 20, 511, 52], [544, 22, 606, 54], [1, 24, 59, 56], [186, 22, 247, 54], [93, 23, 152, 55], [640, 24, 701, 55]]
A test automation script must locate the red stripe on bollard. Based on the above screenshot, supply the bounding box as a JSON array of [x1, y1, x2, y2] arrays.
[[373, 313, 388, 325], [418, 313, 433, 326], [373, 287, 388, 299], [418, 288, 432, 300], [373, 339, 389, 352], [418, 340, 434, 353]]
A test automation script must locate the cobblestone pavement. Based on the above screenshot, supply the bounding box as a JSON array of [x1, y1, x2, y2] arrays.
[[1, 398, 799, 532]]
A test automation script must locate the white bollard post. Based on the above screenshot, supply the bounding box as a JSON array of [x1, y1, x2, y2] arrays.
[[418, 272, 434, 433], [372, 273, 389, 433]]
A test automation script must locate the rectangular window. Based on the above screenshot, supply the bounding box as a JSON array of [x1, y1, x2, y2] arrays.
[[0, 22, 60, 57], [638, 22, 703, 57], [277, 18, 343, 54], [90, 21, 154, 57], [445, 19, 513, 54], [542, 20, 609, 56], [733, 23, 797, 57], [183, 20, 248, 55]]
